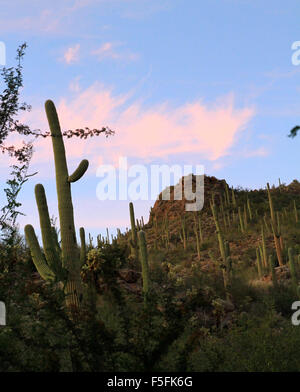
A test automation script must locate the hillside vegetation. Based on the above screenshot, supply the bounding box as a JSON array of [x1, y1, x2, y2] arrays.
[[2, 101, 300, 372]]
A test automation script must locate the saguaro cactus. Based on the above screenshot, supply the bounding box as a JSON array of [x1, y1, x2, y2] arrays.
[[247, 197, 253, 221], [163, 216, 170, 249], [0, 301, 6, 326], [180, 216, 187, 250], [129, 202, 139, 259], [267, 183, 283, 266], [221, 240, 232, 301], [238, 206, 245, 233], [256, 248, 263, 279], [210, 202, 226, 263], [193, 215, 201, 261], [79, 227, 87, 266], [211, 202, 232, 299], [261, 225, 268, 269], [294, 200, 298, 223], [263, 214, 271, 234], [231, 187, 237, 208], [243, 204, 248, 229], [138, 230, 150, 298], [224, 182, 230, 207], [25, 100, 88, 309]]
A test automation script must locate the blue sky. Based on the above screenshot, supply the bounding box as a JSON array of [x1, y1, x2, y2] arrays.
[[1, 0, 300, 239]]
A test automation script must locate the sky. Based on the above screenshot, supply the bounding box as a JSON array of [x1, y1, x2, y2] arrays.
[[1, 0, 300, 240]]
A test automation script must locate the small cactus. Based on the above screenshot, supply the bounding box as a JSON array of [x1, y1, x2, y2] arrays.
[[129, 202, 139, 259], [294, 200, 298, 223], [267, 183, 283, 266], [238, 207, 245, 233], [231, 187, 237, 208], [180, 216, 187, 250], [138, 230, 150, 298], [256, 248, 263, 279], [193, 216, 201, 261], [247, 197, 253, 221], [261, 225, 268, 269]]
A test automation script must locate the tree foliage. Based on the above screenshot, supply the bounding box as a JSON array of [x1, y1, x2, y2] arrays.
[[0, 42, 115, 237]]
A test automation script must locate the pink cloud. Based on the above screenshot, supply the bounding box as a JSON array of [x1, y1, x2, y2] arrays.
[[91, 42, 139, 62], [63, 44, 80, 64], [9, 82, 255, 175], [243, 147, 269, 157], [69, 76, 81, 92]]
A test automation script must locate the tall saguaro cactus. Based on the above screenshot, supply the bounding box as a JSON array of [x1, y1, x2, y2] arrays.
[[129, 202, 139, 259], [138, 230, 150, 298], [210, 202, 226, 263], [25, 100, 89, 309], [79, 227, 87, 266], [267, 183, 283, 266]]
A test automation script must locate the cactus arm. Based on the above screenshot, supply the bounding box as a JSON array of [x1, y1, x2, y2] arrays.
[[68, 160, 89, 183], [24, 224, 55, 281], [35, 184, 61, 274]]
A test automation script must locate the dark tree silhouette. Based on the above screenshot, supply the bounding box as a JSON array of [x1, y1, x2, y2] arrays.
[[288, 125, 300, 138]]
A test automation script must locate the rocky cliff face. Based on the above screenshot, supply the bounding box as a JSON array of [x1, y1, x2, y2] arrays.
[[148, 174, 229, 224]]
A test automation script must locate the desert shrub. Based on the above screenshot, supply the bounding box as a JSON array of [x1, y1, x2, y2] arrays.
[[186, 313, 300, 372]]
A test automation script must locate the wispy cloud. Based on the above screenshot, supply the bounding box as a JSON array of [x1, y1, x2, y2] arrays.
[[264, 68, 300, 80], [15, 82, 255, 177], [0, 1, 106, 36], [69, 76, 82, 92], [63, 44, 80, 64], [68, 0, 99, 12], [0, 0, 170, 36], [0, 8, 61, 34], [120, 0, 172, 19], [243, 147, 269, 157], [91, 42, 139, 62]]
